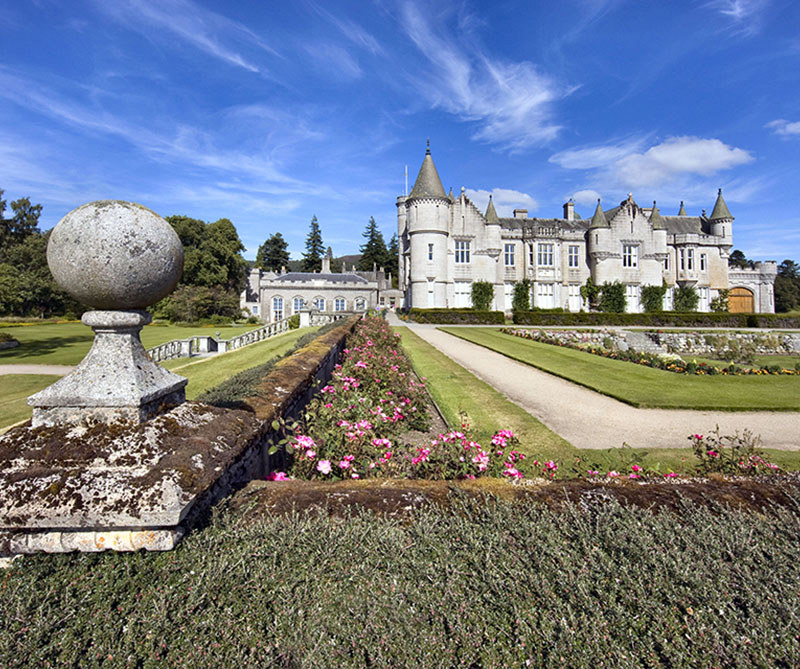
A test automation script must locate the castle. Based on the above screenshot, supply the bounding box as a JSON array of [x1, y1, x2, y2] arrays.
[[397, 143, 776, 313]]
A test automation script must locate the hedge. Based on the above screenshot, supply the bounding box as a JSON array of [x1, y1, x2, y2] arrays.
[[407, 309, 505, 325], [512, 311, 800, 328]]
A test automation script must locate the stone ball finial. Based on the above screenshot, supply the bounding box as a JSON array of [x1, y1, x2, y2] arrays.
[[47, 200, 183, 310]]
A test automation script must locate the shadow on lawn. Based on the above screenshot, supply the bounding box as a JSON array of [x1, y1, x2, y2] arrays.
[[0, 335, 90, 361]]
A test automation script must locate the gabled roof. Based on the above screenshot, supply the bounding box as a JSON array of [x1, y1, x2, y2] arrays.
[[590, 199, 609, 228], [649, 201, 666, 230], [709, 188, 733, 221], [409, 141, 447, 199], [485, 195, 499, 223]]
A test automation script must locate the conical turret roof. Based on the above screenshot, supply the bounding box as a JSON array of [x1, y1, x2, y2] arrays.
[[485, 194, 499, 223], [650, 201, 666, 230], [409, 141, 447, 199], [709, 188, 733, 221], [589, 199, 608, 228], [678, 201, 687, 216]]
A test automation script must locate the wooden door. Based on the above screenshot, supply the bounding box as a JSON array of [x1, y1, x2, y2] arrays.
[[729, 287, 754, 313]]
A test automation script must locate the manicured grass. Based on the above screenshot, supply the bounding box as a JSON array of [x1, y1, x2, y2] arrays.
[[397, 327, 571, 461], [162, 328, 313, 399], [690, 354, 800, 370], [441, 327, 800, 411], [3, 495, 800, 667], [0, 322, 265, 366], [0, 375, 61, 431]]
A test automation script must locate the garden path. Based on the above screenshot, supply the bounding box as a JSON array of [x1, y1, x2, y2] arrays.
[[391, 316, 800, 451], [0, 364, 73, 376]]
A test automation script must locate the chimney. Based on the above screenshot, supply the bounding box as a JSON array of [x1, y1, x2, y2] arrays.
[[513, 209, 528, 220], [563, 199, 574, 221], [322, 255, 331, 274], [280, 265, 286, 275]]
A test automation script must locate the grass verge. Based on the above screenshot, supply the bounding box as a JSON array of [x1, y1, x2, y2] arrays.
[[0, 375, 61, 431], [442, 327, 800, 411], [2, 491, 800, 667]]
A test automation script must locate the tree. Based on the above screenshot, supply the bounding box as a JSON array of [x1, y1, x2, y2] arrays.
[[0, 190, 43, 253], [580, 277, 601, 311], [729, 249, 751, 269], [302, 215, 324, 272], [673, 284, 699, 312], [358, 217, 389, 271], [255, 232, 290, 272], [775, 259, 800, 312], [471, 281, 494, 311], [512, 279, 531, 312], [386, 233, 399, 278]]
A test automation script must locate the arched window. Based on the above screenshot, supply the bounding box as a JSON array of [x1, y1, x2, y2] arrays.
[[271, 296, 284, 322], [334, 297, 346, 312], [293, 296, 304, 314], [313, 296, 325, 311]]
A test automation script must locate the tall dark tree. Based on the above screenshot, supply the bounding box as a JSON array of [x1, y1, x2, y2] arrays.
[[775, 259, 800, 312], [0, 190, 43, 253], [728, 249, 751, 269], [302, 215, 324, 272], [255, 232, 290, 272], [358, 216, 389, 271], [386, 233, 399, 278]]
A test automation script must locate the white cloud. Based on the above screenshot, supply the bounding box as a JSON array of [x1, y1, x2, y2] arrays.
[[93, 0, 279, 73], [551, 136, 753, 191], [766, 119, 800, 136], [465, 188, 538, 217], [703, 0, 769, 36], [400, 2, 571, 151], [571, 189, 602, 206]]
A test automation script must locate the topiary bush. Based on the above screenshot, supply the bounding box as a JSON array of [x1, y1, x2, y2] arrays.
[[471, 281, 494, 311], [599, 281, 626, 313], [641, 283, 667, 312], [512, 279, 531, 312]]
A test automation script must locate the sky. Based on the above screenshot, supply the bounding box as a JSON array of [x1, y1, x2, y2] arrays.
[[1, 0, 799, 262]]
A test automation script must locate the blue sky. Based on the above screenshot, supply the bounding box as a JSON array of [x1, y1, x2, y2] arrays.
[[1, 0, 799, 262]]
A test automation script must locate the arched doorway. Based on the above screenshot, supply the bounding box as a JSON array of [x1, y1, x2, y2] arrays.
[[728, 287, 754, 313]]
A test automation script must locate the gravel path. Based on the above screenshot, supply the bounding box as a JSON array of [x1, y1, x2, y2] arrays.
[[0, 364, 73, 376], [395, 318, 800, 451]]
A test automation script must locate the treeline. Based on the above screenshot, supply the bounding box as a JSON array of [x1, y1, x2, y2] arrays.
[[0, 189, 399, 321]]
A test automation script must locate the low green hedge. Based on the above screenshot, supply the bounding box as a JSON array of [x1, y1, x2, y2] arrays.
[[512, 311, 800, 328], [408, 308, 505, 324]]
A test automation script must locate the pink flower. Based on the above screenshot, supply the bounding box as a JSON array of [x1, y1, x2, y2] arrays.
[[305, 449, 316, 460], [607, 470, 619, 477], [628, 473, 640, 479], [587, 470, 599, 477], [545, 460, 558, 471], [664, 472, 678, 478], [351, 473, 360, 479], [693, 434, 703, 440], [707, 450, 719, 458], [267, 471, 290, 481], [316, 460, 332, 475], [503, 467, 523, 479], [631, 464, 643, 473]]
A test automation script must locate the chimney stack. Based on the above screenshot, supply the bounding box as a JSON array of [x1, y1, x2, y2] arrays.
[[513, 209, 528, 219], [563, 199, 574, 221]]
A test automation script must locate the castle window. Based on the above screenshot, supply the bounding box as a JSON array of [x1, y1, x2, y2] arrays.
[[568, 245, 579, 267], [504, 243, 515, 266], [622, 244, 638, 268], [537, 243, 554, 267], [680, 249, 685, 270], [687, 248, 695, 270], [455, 240, 470, 263], [251, 305, 259, 315], [334, 297, 346, 312], [354, 297, 366, 311], [664, 256, 670, 271], [293, 297, 304, 313], [428, 243, 434, 261], [529, 244, 535, 265], [272, 296, 284, 322], [314, 296, 325, 311], [700, 253, 707, 272]]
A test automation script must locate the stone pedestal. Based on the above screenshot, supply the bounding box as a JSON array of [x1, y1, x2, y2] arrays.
[[28, 310, 186, 427], [299, 309, 311, 328]]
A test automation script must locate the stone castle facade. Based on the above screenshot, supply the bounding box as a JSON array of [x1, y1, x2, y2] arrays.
[[397, 144, 776, 313]]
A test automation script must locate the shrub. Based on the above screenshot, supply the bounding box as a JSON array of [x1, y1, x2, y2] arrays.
[[512, 279, 531, 312], [641, 283, 667, 312], [471, 281, 494, 311], [710, 288, 729, 312], [673, 284, 699, 312], [599, 281, 626, 313], [689, 427, 779, 475], [510, 311, 800, 328], [580, 277, 600, 311], [246, 315, 261, 325], [288, 314, 300, 329]]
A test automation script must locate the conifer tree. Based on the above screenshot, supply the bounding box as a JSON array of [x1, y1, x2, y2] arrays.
[[255, 232, 290, 272], [302, 215, 324, 272], [358, 216, 389, 271]]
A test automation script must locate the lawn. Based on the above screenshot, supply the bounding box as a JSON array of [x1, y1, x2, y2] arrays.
[[0, 329, 312, 429], [441, 327, 800, 412], [0, 322, 264, 366], [690, 354, 800, 370], [2, 491, 799, 667]]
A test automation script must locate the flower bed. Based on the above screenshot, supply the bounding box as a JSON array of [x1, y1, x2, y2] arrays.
[[502, 327, 800, 376], [269, 315, 523, 481]]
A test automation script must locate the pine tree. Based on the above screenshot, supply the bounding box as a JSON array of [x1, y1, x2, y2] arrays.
[[255, 232, 290, 272], [302, 215, 324, 272], [386, 233, 399, 278], [358, 216, 389, 271]]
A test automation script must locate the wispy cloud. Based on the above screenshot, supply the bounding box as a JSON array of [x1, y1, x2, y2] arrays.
[[304, 43, 363, 80], [309, 3, 384, 56], [765, 119, 800, 136], [703, 0, 770, 36], [465, 188, 538, 216], [92, 0, 279, 73], [400, 1, 571, 151]]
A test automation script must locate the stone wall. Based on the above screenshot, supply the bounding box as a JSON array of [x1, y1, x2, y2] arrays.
[[650, 331, 800, 356]]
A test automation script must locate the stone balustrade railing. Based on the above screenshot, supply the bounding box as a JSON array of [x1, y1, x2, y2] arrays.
[[147, 318, 291, 362], [309, 312, 352, 326]]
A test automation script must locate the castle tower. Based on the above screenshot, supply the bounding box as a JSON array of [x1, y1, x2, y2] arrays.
[[401, 141, 451, 308], [587, 198, 610, 282], [708, 188, 733, 248]]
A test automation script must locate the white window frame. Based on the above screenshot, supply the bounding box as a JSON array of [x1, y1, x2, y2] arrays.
[[680, 249, 685, 270], [455, 240, 470, 263], [504, 243, 515, 267], [622, 244, 638, 268], [700, 253, 707, 272], [293, 296, 304, 314], [687, 248, 695, 271], [537, 243, 554, 267], [314, 296, 325, 311], [334, 297, 346, 312], [568, 245, 579, 268], [272, 296, 284, 322]]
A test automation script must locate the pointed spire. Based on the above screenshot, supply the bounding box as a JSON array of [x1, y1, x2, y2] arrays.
[[708, 188, 733, 221], [650, 200, 666, 230], [678, 200, 687, 216], [448, 187, 454, 202], [485, 194, 499, 223], [589, 198, 608, 228], [409, 141, 447, 199]]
